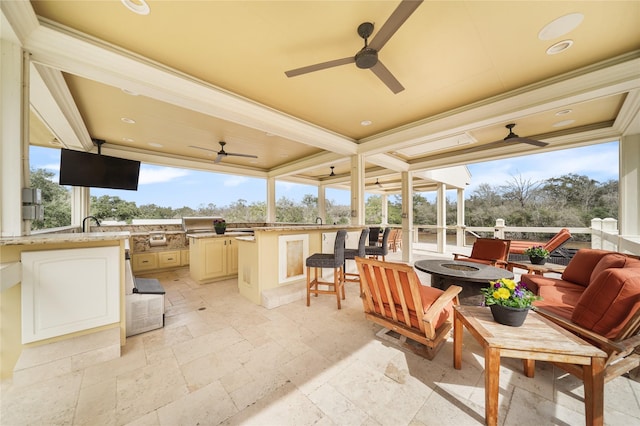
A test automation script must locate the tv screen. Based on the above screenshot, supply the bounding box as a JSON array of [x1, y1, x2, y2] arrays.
[[59, 149, 141, 191]]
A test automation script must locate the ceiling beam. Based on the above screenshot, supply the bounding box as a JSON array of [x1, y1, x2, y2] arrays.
[[14, 8, 358, 156]]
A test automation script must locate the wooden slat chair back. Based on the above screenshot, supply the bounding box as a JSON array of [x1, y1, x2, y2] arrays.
[[355, 256, 462, 360]]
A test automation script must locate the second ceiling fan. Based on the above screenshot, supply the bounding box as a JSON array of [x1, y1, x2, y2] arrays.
[[284, 0, 423, 94], [190, 141, 258, 164]]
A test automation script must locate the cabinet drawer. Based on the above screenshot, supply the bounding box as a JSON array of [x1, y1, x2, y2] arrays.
[[158, 251, 181, 268], [132, 253, 158, 272]]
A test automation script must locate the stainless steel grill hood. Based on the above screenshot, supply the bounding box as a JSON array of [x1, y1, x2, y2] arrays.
[[181, 216, 223, 233]]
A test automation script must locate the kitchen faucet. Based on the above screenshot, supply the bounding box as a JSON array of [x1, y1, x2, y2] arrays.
[[315, 217, 323, 225], [82, 215, 101, 233]]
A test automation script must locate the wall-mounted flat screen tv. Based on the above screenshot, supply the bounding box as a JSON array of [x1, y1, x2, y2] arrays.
[[59, 149, 141, 191]]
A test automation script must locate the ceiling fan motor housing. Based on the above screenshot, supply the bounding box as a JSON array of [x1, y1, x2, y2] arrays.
[[356, 48, 378, 69]]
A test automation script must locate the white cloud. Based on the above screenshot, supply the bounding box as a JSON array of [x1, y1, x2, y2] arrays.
[[42, 163, 60, 171], [138, 166, 190, 185], [467, 142, 618, 194], [223, 176, 249, 187]]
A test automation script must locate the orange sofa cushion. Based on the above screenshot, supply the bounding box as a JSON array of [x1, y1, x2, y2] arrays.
[[571, 268, 640, 339], [532, 282, 584, 321], [561, 249, 612, 287], [590, 253, 640, 282]]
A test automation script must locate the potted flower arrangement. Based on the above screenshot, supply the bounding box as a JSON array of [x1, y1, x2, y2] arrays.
[[213, 218, 226, 235], [481, 278, 541, 327], [523, 245, 550, 265]]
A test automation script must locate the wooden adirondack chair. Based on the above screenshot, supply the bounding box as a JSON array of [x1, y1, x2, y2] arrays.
[[355, 256, 462, 360]]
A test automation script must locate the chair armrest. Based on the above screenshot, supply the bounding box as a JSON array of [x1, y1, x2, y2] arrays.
[[422, 285, 462, 324], [534, 307, 627, 355], [452, 253, 468, 260]]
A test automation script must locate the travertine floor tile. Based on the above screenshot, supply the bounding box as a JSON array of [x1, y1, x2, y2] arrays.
[[3, 260, 640, 426]]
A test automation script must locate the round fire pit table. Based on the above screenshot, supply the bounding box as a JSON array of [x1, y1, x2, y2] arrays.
[[414, 259, 514, 305]]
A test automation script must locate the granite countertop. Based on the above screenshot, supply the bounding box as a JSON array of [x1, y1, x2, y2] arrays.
[[0, 231, 131, 246], [186, 231, 254, 239], [252, 225, 364, 232]]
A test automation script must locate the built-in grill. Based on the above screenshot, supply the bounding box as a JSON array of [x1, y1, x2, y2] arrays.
[[182, 216, 224, 234]]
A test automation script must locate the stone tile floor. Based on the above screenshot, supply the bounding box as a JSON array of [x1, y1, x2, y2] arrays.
[[2, 250, 640, 425]]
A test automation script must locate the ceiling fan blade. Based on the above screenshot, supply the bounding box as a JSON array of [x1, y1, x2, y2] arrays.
[[370, 61, 404, 93], [508, 137, 549, 147], [214, 154, 225, 164], [368, 0, 423, 51], [189, 145, 217, 153], [285, 57, 355, 77], [226, 152, 259, 159]]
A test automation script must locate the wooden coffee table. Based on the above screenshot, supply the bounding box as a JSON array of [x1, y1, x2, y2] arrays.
[[453, 306, 607, 426]]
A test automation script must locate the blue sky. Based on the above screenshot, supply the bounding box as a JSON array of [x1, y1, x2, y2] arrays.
[[30, 140, 619, 209]]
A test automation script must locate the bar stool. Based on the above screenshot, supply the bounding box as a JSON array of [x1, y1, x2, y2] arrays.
[[368, 227, 381, 246], [305, 229, 347, 309], [343, 228, 369, 294], [365, 227, 391, 261]]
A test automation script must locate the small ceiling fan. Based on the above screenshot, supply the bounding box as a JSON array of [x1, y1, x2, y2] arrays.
[[189, 141, 258, 164], [374, 178, 383, 188], [284, 0, 423, 94]]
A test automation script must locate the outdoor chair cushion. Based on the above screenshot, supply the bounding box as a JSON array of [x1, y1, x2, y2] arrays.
[[561, 249, 613, 287], [370, 269, 453, 331], [571, 267, 640, 339], [532, 283, 584, 320]]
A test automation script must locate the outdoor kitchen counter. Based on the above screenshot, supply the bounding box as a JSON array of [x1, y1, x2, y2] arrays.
[[0, 231, 130, 245], [238, 225, 365, 308], [252, 225, 363, 232]]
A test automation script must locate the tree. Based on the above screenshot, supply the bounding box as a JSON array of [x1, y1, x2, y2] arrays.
[[90, 195, 139, 222], [500, 174, 542, 209], [365, 195, 382, 224], [30, 168, 70, 229], [413, 193, 433, 225]]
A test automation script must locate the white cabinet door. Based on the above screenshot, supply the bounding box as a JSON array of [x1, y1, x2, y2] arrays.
[[323, 230, 360, 252], [21, 246, 120, 343]]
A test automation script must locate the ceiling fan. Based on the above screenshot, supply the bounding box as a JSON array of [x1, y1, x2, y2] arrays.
[[502, 123, 548, 147], [374, 178, 383, 188], [458, 123, 549, 155], [189, 141, 258, 164], [284, 0, 423, 94]]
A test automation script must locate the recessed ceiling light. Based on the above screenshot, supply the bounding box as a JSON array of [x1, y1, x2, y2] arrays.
[[148, 142, 163, 148], [121, 88, 139, 96], [552, 119, 576, 127], [49, 138, 61, 145], [360, 120, 372, 126], [555, 109, 573, 116], [546, 40, 574, 55], [538, 13, 584, 40], [121, 117, 136, 124], [121, 0, 150, 16], [122, 137, 134, 142]]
